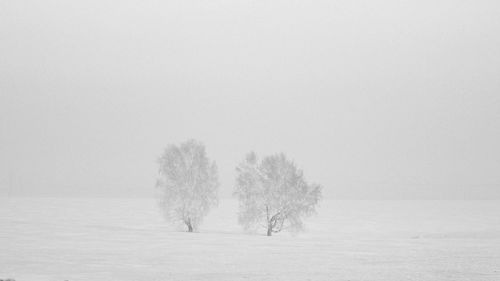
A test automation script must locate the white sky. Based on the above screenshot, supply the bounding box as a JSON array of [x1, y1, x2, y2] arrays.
[[1, 0, 500, 199]]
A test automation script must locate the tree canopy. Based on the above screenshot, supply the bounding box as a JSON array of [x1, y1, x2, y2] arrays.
[[156, 140, 219, 232], [234, 152, 321, 236]]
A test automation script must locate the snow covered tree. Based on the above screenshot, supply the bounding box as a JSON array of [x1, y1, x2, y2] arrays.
[[234, 152, 322, 236], [156, 140, 219, 232]]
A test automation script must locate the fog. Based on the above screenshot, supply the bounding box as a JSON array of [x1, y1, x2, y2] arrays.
[[1, 0, 499, 199]]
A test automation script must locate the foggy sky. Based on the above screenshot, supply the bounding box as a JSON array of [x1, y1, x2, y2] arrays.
[[1, 0, 499, 199]]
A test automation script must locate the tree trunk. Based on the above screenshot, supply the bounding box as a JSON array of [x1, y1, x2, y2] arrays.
[[267, 225, 272, 236], [186, 218, 193, 232]]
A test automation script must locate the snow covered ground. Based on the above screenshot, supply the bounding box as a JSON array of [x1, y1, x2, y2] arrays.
[[1, 198, 499, 281]]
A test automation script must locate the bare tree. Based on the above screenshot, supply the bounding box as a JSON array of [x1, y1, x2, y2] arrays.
[[156, 140, 219, 232], [234, 152, 321, 236]]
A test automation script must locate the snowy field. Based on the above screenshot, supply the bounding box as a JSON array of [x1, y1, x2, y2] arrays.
[[1, 198, 499, 281]]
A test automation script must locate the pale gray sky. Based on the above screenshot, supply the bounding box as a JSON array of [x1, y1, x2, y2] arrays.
[[1, 0, 499, 199]]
